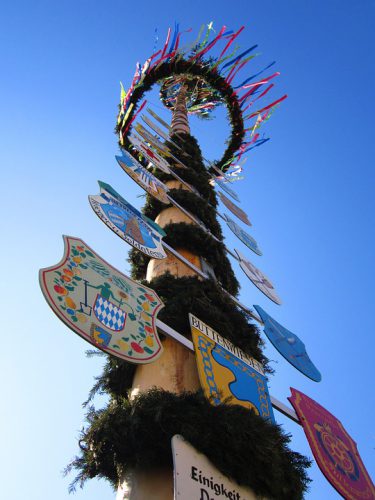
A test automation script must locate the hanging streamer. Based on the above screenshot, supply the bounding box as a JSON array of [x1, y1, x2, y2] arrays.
[[247, 95, 288, 119], [221, 44, 258, 71], [190, 25, 227, 60], [234, 61, 276, 89], [218, 26, 245, 60]]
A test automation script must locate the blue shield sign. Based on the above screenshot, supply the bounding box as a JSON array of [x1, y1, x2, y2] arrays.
[[216, 180, 240, 202], [89, 181, 167, 260], [115, 150, 170, 204], [254, 305, 322, 382], [224, 214, 262, 255]]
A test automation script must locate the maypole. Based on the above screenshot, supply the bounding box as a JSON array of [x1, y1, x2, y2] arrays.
[[39, 22, 374, 500]]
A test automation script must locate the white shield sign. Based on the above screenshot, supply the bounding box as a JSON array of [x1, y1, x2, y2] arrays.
[[235, 249, 281, 304], [39, 236, 164, 363]]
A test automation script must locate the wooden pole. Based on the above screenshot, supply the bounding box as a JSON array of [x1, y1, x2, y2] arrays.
[[117, 87, 200, 499]]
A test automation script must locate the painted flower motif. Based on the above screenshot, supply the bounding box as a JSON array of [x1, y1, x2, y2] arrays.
[[144, 336, 154, 347], [54, 285, 68, 295], [65, 297, 76, 309], [131, 342, 144, 353]]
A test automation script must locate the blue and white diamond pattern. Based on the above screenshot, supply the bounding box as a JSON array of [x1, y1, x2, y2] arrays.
[[94, 295, 126, 331]]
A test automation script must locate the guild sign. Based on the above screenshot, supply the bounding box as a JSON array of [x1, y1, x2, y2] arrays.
[[115, 150, 170, 204], [129, 133, 171, 173], [89, 181, 167, 260], [235, 249, 281, 305], [253, 305, 321, 382], [39, 236, 164, 363], [172, 435, 258, 500], [216, 179, 240, 202], [224, 214, 262, 256], [147, 107, 171, 131], [218, 192, 251, 226], [289, 388, 375, 499], [142, 115, 181, 150], [135, 123, 173, 158], [135, 123, 187, 168], [190, 314, 275, 424]]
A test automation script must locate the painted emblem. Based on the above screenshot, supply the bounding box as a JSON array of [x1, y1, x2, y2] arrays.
[[39, 236, 164, 363], [216, 179, 240, 202], [135, 123, 173, 158], [218, 192, 251, 226], [235, 249, 281, 304], [172, 435, 256, 500], [135, 123, 187, 168], [224, 214, 262, 256], [89, 181, 167, 259], [190, 314, 275, 423], [129, 133, 171, 173], [115, 150, 170, 204], [253, 305, 321, 381], [142, 115, 181, 151], [289, 388, 375, 499], [147, 107, 170, 131]]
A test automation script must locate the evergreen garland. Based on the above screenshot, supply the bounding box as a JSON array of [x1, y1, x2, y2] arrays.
[[116, 59, 245, 171], [148, 273, 267, 367], [67, 390, 311, 499]]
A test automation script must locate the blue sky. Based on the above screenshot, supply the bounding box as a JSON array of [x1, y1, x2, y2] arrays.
[[1, 1, 374, 498]]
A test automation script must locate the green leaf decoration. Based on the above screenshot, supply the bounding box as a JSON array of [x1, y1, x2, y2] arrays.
[[86, 250, 94, 257], [113, 344, 119, 349], [128, 313, 136, 321], [121, 337, 130, 341]]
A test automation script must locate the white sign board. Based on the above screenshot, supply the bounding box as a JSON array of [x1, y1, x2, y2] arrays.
[[172, 435, 258, 500]]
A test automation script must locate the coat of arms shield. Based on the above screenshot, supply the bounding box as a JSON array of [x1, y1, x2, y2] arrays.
[[116, 150, 170, 204], [129, 133, 171, 174], [89, 181, 167, 260], [235, 249, 281, 305], [189, 314, 275, 424], [216, 179, 240, 202], [224, 214, 262, 256], [218, 192, 251, 226], [39, 236, 164, 363], [289, 388, 375, 499], [254, 305, 321, 382]]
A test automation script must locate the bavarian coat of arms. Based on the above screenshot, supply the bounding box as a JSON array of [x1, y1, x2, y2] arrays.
[[39, 236, 164, 363]]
